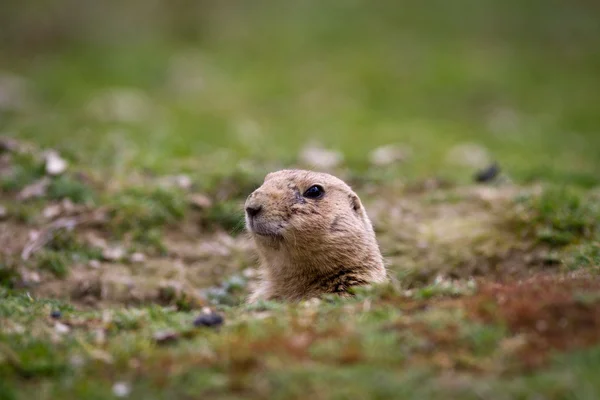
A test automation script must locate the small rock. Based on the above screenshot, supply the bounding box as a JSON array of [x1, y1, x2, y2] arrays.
[[474, 163, 500, 183], [112, 382, 131, 398], [61, 198, 76, 212], [153, 329, 180, 345], [159, 174, 193, 190], [445, 143, 491, 168], [189, 193, 212, 209], [173, 175, 192, 190], [88, 259, 101, 269], [193, 312, 224, 328], [54, 322, 70, 334], [84, 232, 108, 249], [17, 177, 50, 200], [0, 136, 22, 153], [0, 205, 7, 220], [102, 246, 126, 261], [22, 270, 41, 284], [299, 143, 343, 169], [369, 144, 412, 166], [50, 310, 62, 319], [27, 230, 40, 242], [44, 150, 68, 176], [129, 252, 146, 264], [42, 204, 63, 220]]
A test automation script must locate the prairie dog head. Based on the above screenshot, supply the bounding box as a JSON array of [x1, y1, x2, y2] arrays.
[[244, 169, 376, 249]]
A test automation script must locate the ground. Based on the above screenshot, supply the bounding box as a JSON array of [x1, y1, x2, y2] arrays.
[[1, 1, 600, 399]]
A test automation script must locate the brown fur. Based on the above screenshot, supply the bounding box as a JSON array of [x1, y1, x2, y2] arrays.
[[244, 169, 387, 303]]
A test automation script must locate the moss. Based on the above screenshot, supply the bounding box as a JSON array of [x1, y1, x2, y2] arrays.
[[35, 251, 69, 278], [47, 175, 96, 204], [106, 187, 187, 236], [565, 242, 600, 272], [0, 153, 44, 192], [131, 227, 167, 255], [514, 187, 600, 247], [30, 230, 103, 278]]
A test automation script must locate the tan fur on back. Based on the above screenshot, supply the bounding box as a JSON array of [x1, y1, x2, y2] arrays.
[[244, 169, 387, 303]]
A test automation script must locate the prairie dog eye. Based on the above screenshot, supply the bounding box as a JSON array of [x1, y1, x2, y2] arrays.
[[303, 185, 325, 199]]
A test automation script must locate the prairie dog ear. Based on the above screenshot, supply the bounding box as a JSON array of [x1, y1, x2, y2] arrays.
[[350, 194, 363, 212]]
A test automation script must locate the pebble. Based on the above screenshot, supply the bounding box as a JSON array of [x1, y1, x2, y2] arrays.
[[153, 330, 180, 345], [44, 150, 68, 176], [129, 252, 146, 264], [193, 312, 224, 328], [173, 174, 192, 190], [102, 246, 126, 261], [189, 193, 212, 209], [369, 144, 411, 166], [42, 204, 63, 220], [50, 310, 62, 319], [17, 177, 50, 200], [112, 382, 131, 398], [446, 142, 491, 168], [474, 163, 500, 183], [299, 143, 343, 169], [54, 322, 70, 334], [0, 136, 22, 152]]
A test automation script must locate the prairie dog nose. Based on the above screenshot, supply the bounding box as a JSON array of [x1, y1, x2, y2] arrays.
[[245, 204, 262, 218]]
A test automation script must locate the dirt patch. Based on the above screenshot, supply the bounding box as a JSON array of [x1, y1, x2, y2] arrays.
[[370, 185, 548, 285], [30, 230, 255, 308], [467, 272, 600, 369]]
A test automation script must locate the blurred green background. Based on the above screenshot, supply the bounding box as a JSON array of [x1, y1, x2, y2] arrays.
[[1, 0, 599, 184]]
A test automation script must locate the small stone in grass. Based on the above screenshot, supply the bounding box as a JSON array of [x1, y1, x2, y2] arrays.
[[17, 177, 50, 200], [153, 329, 180, 345], [369, 144, 411, 166], [44, 150, 68, 176], [112, 382, 131, 398], [102, 246, 126, 261], [189, 193, 212, 209], [474, 163, 500, 183], [50, 310, 62, 319], [129, 252, 146, 264], [194, 312, 224, 328], [54, 322, 70, 334]]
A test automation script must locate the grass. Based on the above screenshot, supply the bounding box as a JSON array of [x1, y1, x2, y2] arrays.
[[1, 282, 600, 399], [25, 230, 102, 278], [2, 1, 600, 184], [105, 187, 187, 236], [1, 0, 600, 398], [516, 187, 600, 246]]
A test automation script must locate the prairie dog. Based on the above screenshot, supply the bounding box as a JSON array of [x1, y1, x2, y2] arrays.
[[245, 169, 387, 302]]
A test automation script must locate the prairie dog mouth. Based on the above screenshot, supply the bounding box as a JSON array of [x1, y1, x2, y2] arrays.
[[247, 219, 284, 239]]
